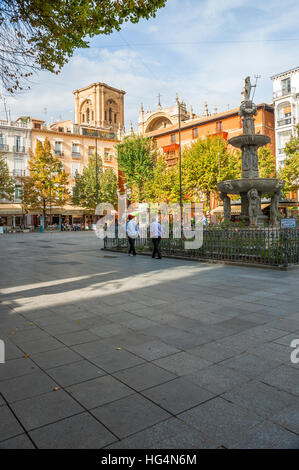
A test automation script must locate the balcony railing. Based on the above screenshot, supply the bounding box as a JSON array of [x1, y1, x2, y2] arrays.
[[273, 87, 296, 99], [72, 151, 81, 159], [12, 169, 29, 177], [277, 117, 296, 127], [55, 150, 64, 156], [0, 120, 30, 128], [13, 145, 25, 153], [0, 143, 9, 151]]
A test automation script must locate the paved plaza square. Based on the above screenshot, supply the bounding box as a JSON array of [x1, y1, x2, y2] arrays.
[[0, 232, 298, 449]]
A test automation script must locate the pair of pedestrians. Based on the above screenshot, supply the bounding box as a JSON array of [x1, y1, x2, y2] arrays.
[[126, 215, 162, 259]]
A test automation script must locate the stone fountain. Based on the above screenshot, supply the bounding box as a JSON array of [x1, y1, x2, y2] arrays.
[[217, 77, 285, 227]]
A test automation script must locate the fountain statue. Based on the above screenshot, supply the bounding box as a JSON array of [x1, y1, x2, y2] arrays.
[[217, 77, 285, 227]]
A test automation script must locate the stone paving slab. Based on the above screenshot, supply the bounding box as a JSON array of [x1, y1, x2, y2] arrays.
[[91, 394, 171, 439], [106, 417, 216, 449], [10, 389, 84, 431], [29, 412, 117, 449], [0, 232, 298, 449]]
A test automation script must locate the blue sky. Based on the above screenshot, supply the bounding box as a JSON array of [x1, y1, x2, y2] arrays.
[[3, 0, 299, 129]]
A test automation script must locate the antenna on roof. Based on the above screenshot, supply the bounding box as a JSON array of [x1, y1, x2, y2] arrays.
[[251, 74, 261, 101]]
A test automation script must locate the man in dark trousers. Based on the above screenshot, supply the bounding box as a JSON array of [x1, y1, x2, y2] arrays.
[[126, 214, 139, 256], [150, 215, 162, 259]]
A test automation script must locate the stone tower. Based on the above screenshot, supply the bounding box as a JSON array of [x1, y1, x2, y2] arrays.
[[73, 83, 125, 132]]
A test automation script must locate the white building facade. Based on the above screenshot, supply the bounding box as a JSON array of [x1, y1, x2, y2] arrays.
[[271, 66, 299, 171], [0, 118, 31, 203]]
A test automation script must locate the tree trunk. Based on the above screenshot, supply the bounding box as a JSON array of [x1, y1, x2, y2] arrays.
[[43, 198, 47, 229]]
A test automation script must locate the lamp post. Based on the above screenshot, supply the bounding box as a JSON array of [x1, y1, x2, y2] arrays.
[[178, 99, 183, 237], [95, 135, 99, 208]]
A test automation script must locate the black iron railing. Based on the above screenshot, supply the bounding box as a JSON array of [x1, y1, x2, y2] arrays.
[[104, 228, 299, 268]]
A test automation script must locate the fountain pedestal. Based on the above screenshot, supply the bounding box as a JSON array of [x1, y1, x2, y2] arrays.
[[217, 77, 285, 227]]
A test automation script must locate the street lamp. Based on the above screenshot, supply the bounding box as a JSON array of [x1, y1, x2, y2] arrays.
[[178, 99, 183, 237]]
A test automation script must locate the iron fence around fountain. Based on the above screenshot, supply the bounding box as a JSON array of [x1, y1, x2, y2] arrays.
[[103, 227, 299, 268]]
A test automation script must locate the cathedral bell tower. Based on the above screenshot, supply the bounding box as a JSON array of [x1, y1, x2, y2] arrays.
[[73, 83, 125, 131]]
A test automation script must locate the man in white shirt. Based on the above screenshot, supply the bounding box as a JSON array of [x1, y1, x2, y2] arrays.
[[150, 216, 162, 259], [126, 215, 139, 256]]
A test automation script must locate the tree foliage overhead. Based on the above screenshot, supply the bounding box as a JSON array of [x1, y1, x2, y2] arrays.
[[0, 153, 15, 200], [0, 0, 167, 93], [22, 137, 69, 222], [116, 134, 156, 202], [72, 153, 118, 210], [279, 124, 299, 195]]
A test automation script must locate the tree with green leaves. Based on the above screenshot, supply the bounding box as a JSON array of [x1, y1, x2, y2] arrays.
[[279, 125, 299, 195], [181, 136, 241, 211], [0, 154, 15, 201], [116, 134, 156, 202], [143, 154, 179, 204], [72, 153, 118, 210], [258, 146, 276, 178], [22, 137, 69, 226], [0, 0, 167, 93]]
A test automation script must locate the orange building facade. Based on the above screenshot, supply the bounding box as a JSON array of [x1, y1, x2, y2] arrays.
[[141, 101, 275, 210]]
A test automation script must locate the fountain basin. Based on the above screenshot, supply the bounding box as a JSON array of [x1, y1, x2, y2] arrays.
[[217, 178, 285, 195], [228, 134, 270, 149]]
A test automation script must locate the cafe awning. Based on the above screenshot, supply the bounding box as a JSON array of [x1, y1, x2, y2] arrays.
[[0, 203, 23, 215]]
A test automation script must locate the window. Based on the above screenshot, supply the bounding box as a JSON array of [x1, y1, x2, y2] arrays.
[[86, 108, 90, 123], [88, 146, 95, 156], [15, 135, 21, 152], [171, 134, 176, 143], [71, 162, 80, 178], [14, 158, 24, 176], [0, 133, 5, 150], [216, 121, 223, 132], [34, 123, 41, 129], [192, 128, 198, 139], [281, 78, 291, 95], [105, 111, 107, 121], [72, 143, 80, 158], [109, 108, 112, 122], [104, 149, 112, 161], [54, 141, 63, 156], [15, 185, 22, 200]]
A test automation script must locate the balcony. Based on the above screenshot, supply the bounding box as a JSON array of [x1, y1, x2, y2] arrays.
[[0, 120, 30, 129], [277, 117, 296, 127], [72, 151, 81, 159], [12, 169, 29, 177], [0, 143, 9, 151], [13, 145, 25, 153], [273, 87, 296, 99], [55, 150, 64, 156]]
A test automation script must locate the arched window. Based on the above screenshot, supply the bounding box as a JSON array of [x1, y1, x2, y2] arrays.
[[86, 108, 90, 123], [82, 114, 85, 123], [109, 108, 112, 122]]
